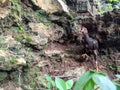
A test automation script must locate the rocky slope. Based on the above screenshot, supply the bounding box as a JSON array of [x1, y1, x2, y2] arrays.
[[0, 0, 120, 90]]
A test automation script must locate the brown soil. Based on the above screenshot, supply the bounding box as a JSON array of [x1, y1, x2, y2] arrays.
[[42, 42, 115, 78]]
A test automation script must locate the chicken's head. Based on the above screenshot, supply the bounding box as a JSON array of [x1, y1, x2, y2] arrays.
[[81, 27, 88, 34]]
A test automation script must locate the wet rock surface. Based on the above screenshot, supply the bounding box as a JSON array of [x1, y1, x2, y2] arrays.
[[31, 0, 69, 13]]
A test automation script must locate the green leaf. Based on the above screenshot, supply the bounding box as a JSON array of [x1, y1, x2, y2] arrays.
[[74, 70, 95, 90], [51, 80, 56, 87], [46, 82, 51, 89], [83, 79, 95, 90], [45, 75, 55, 87], [45, 75, 53, 82], [65, 79, 74, 89], [55, 77, 66, 90], [92, 74, 116, 90], [114, 83, 120, 90]]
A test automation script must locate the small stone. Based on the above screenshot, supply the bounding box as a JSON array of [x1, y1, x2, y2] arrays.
[[36, 60, 49, 67], [0, 50, 8, 57], [0, 0, 10, 18], [39, 38, 48, 46], [16, 87, 23, 90], [44, 50, 63, 57], [63, 67, 86, 79], [16, 58, 26, 65]]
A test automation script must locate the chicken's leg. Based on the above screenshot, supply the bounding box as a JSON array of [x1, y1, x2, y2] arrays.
[[93, 50, 99, 71], [95, 61, 99, 72]]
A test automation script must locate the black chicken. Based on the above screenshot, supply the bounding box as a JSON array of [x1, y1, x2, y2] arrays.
[[81, 26, 99, 71]]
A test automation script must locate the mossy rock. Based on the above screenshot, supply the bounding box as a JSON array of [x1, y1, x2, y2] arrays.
[[0, 72, 8, 81]]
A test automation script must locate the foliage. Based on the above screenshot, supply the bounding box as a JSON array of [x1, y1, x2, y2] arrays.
[[23, 67, 40, 89], [9, 56, 17, 64], [108, 64, 116, 71], [15, 35, 24, 42], [55, 77, 74, 90], [34, 10, 54, 27], [16, 23, 25, 32], [10, 0, 22, 21], [38, 75, 74, 90], [96, 4, 113, 15], [95, 0, 120, 15], [25, 37, 32, 43], [38, 70, 120, 90], [0, 72, 8, 81], [74, 70, 120, 90], [109, 0, 119, 2], [10, 0, 26, 33], [101, 4, 113, 12]]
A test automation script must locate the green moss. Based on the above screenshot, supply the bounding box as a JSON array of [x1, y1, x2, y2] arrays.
[[15, 35, 24, 42], [10, 0, 22, 21], [34, 10, 54, 27], [22, 67, 40, 89], [10, 56, 17, 64], [0, 56, 5, 64], [0, 72, 8, 81], [26, 37, 33, 42]]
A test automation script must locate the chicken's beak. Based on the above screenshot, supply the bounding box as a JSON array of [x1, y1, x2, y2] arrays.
[[81, 27, 84, 33], [81, 28, 85, 34]]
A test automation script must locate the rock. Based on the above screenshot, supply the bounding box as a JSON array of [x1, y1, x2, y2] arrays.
[[36, 60, 49, 67], [0, 7, 10, 19], [44, 50, 63, 57], [63, 67, 86, 79], [0, 0, 8, 5], [52, 24, 65, 42], [0, 0, 10, 19], [15, 87, 23, 90], [0, 72, 8, 81], [28, 23, 53, 38], [4, 35, 21, 47], [0, 50, 9, 57], [1, 81, 19, 90], [31, 0, 69, 14], [0, 50, 26, 71], [16, 58, 26, 65], [30, 36, 48, 46], [27, 23, 54, 49]]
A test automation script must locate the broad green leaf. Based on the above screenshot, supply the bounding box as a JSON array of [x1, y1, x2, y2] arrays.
[[65, 79, 74, 89], [114, 83, 120, 90], [51, 80, 56, 87], [46, 82, 51, 89], [45, 75, 53, 82], [74, 70, 95, 90], [45, 75, 56, 87], [55, 77, 66, 90], [83, 79, 95, 90], [92, 74, 116, 90]]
